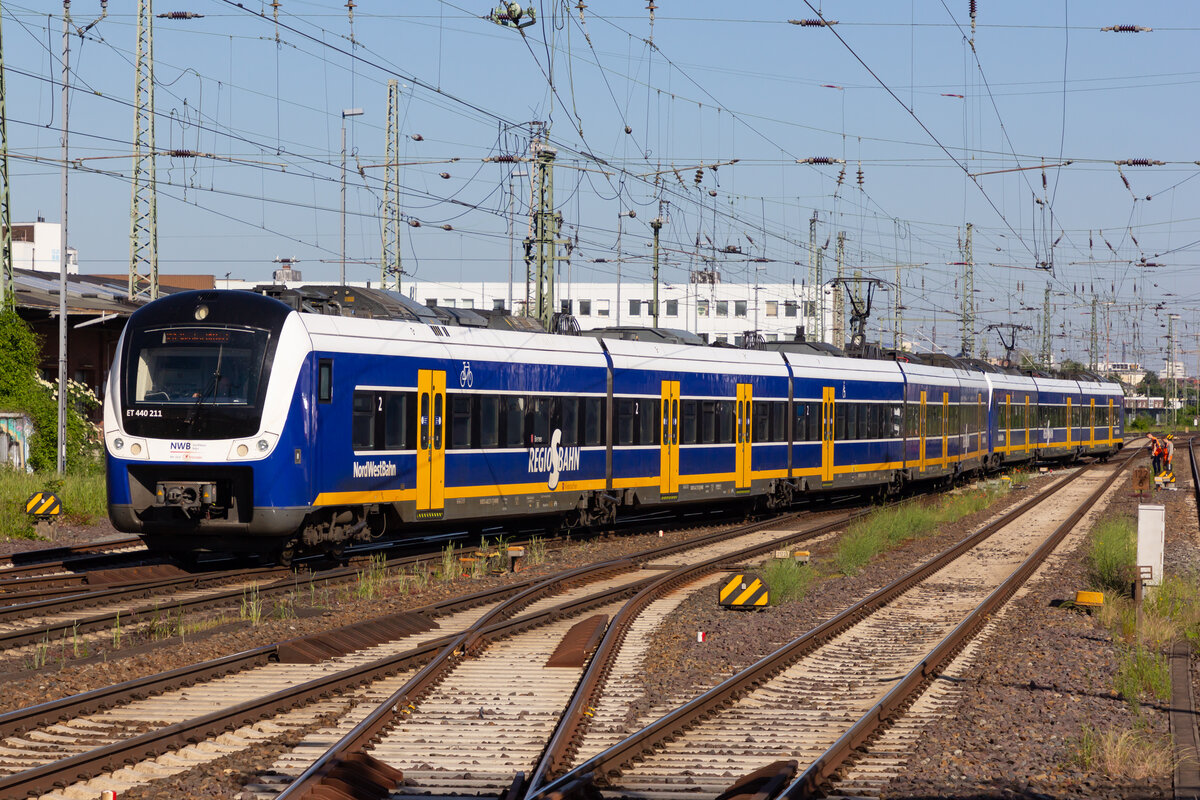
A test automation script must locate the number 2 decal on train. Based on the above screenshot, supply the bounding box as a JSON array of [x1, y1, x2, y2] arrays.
[[527, 429, 580, 490]]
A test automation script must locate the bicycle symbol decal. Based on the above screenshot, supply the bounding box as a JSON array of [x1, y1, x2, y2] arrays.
[[459, 361, 474, 388]]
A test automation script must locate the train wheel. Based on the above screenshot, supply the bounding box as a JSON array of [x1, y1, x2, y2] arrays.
[[278, 540, 297, 568]]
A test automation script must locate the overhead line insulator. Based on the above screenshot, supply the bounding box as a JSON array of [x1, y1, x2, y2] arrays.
[[1114, 158, 1164, 166], [1102, 24, 1152, 32], [157, 11, 204, 19], [788, 18, 837, 27], [796, 157, 845, 165]]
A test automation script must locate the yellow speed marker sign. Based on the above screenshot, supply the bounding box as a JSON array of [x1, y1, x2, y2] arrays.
[[25, 492, 62, 518]]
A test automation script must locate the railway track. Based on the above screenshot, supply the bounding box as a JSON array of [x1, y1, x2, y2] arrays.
[[232, 457, 1125, 800], [0, 508, 850, 800], [519, 451, 1135, 800]]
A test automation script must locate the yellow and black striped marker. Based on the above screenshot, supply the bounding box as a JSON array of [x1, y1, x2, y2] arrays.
[[25, 492, 62, 518], [719, 572, 769, 609]]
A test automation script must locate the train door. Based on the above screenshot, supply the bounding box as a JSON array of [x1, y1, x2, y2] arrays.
[[941, 392, 949, 466], [1024, 396, 1031, 453], [1107, 398, 1114, 443], [1089, 399, 1096, 447], [918, 390, 927, 472], [1004, 394, 1011, 452], [736, 383, 753, 492], [821, 386, 835, 482], [1070, 398, 1080, 448], [660, 380, 680, 499], [416, 369, 446, 519]]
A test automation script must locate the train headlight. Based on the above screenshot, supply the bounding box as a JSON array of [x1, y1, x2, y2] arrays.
[[113, 437, 124, 451], [130, 443, 142, 455], [194, 304, 210, 321], [237, 444, 249, 457], [256, 439, 269, 452]]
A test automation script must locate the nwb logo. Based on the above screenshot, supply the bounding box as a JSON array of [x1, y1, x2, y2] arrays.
[[170, 442, 192, 451]]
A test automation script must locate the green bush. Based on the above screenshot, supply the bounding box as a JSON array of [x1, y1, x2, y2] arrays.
[[762, 558, 815, 605], [1114, 644, 1170, 709], [0, 470, 107, 538], [0, 311, 100, 473], [1088, 516, 1135, 596]]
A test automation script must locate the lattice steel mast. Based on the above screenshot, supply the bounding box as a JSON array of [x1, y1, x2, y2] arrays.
[[129, 0, 158, 301], [961, 222, 974, 358], [380, 79, 402, 291], [0, 10, 13, 312]]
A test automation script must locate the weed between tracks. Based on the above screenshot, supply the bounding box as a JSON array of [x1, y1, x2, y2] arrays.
[[762, 558, 815, 605], [1074, 724, 1174, 780], [833, 480, 1011, 576]]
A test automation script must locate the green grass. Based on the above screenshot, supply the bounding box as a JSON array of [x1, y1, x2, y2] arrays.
[[1114, 644, 1171, 710], [1087, 516, 1136, 596], [0, 469, 107, 539], [833, 483, 1009, 576], [762, 558, 815, 605]]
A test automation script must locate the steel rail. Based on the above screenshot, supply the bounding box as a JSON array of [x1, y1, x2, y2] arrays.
[[778, 447, 1138, 796], [0, 537, 145, 570], [0, 511, 829, 799], [272, 511, 851, 800], [526, 455, 1131, 800]]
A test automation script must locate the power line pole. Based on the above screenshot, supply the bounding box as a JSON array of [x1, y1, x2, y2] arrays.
[[1040, 282, 1052, 369], [0, 9, 13, 312], [893, 264, 902, 350], [1168, 313, 1179, 427], [58, 2, 71, 475], [651, 214, 663, 327], [129, 0, 158, 302], [809, 213, 822, 342], [961, 222, 974, 358], [1089, 294, 1098, 371], [833, 231, 846, 347], [528, 134, 566, 331], [380, 79, 402, 291]]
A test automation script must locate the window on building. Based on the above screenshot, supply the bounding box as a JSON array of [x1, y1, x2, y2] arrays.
[[697, 300, 709, 317], [716, 301, 729, 317], [734, 334, 744, 347], [579, 300, 592, 315], [735, 300, 747, 317], [425, 298, 438, 307], [596, 299, 610, 317], [666, 299, 678, 316], [785, 301, 798, 317], [716, 334, 728, 344], [766, 301, 778, 317], [561, 299, 573, 314], [461, 299, 474, 309], [442, 298, 456, 308], [801, 301, 815, 318], [766, 333, 779, 342], [492, 299, 506, 311], [629, 298, 641, 316]]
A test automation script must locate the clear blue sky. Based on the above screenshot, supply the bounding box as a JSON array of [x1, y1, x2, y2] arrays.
[[4, 1, 1199, 368]]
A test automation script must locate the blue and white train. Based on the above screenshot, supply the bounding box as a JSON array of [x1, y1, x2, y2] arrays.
[[103, 289, 1125, 560]]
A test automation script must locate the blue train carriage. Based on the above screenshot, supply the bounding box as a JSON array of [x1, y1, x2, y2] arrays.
[[310, 314, 614, 534], [104, 290, 319, 556], [602, 338, 791, 509], [1075, 375, 1124, 458], [980, 364, 1039, 469], [894, 358, 974, 483], [1030, 374, 1083, 460], [784, 350, 906, 493]]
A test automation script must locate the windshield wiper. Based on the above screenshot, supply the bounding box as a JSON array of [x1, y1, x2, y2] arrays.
[[185, 371, 221, 430]]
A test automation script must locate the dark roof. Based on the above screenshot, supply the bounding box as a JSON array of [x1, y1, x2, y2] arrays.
[[13, 269, 144, 318]]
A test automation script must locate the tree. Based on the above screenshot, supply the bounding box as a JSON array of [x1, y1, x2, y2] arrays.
[[1138, 370, 1164, 398], [0, 312, 99, 472]]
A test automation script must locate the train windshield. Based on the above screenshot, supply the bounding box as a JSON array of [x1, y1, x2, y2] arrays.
[[128, 326, 270, 406]]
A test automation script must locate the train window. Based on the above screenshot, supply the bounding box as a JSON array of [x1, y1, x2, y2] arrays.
[[384, 393, 414, 450], [561, 397, 579, 446], [318, 359, 333, 404], [682, 400, 698, 444], [793, 403, 807, 442], [419, 393, 430, 450], [700, 401, 717, 444], [772, 402, 786, 443], [502, 396, 525, 448], [858, 404, 870, 440], [478, 396, 500, 448], [529, 397, 551, 445], [352, 391, 376, 450], [616, 398, 636, 446], [753, 402, 770, 443], [433, 394, 443, 450], [717, 401, 734, 444], [449, 394, 473, 450], [891, 404, 903, 438], [640, 400, 660, 445], [583, 397, 604, 446], [836, 405, 849, 440]]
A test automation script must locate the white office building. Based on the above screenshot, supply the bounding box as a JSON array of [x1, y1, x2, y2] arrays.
[[7, 220, 79, 274], [222, 272, 841, 346]]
